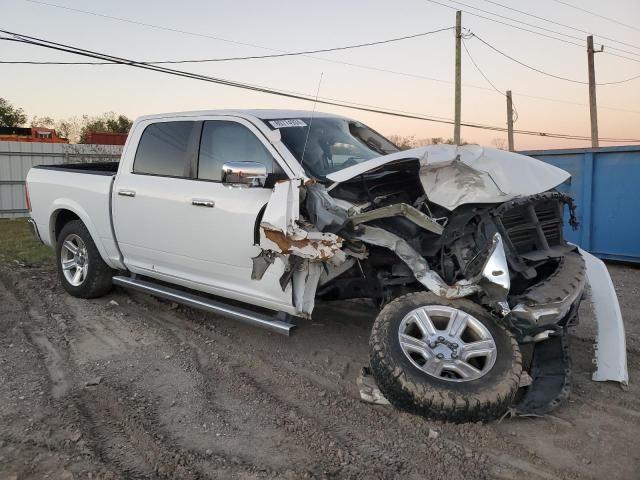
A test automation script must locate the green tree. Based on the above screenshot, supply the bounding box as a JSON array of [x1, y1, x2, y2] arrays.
[[31, 116, 56, 129], [0, 98, 27, 127], [80, 112, 133, 143]]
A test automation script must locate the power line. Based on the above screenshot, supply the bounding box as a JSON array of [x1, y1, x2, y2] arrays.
[[461, 37, 504, 96], [14, 0, 640, 110], [471, 32, 640, 86], [478, 0, 640, 52], [423, 0, 640, 64], [462, 38, 519, 123], [2, 28, 638, 143], [548, 0, 640, 33], [431, 0, 640, 59], [0, 26, 454, 65]]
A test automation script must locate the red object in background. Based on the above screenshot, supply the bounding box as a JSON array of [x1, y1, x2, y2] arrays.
[[84, 132, 128, 145], [0, 126, 68, 143]]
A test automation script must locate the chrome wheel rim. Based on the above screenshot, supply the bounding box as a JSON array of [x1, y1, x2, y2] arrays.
[[398, 305, 497, 382], [61, 234, 89, 287]]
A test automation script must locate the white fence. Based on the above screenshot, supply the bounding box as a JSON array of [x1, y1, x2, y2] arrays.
[[0, 141, 123, 219]]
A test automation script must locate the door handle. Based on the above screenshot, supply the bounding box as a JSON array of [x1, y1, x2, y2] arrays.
[[118, 189, 136, 197], [192, 199, 215, 208]]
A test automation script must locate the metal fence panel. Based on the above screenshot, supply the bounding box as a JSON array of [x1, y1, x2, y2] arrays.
[[520, 145, 640, 263], [0, 141, 122, 219]]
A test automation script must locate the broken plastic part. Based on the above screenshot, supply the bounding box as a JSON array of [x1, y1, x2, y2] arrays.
[[349, 203, 444, 235], [476, 233, 510, 306], [304, 182, 350, 231], [251, 250, 277, 280], [291, 259, 324, 317], [579, 248, 629, 385], [262, 229, 345, 262], [354, 225, 480, 299], [261, 180, 300, 234]]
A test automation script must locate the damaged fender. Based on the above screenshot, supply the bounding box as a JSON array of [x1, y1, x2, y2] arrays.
[[257, 180, 347, 318], [580, 248, 629, 385]]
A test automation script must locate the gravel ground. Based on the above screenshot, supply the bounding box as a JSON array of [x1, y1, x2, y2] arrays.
[[0, 263, 638, 479]]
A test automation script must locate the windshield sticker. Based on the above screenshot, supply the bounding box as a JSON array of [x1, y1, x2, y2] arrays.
[[269, 119, 308, 128]]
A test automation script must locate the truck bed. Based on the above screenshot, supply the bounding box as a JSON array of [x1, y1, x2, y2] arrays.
[[32, 162, 119, 175], [26, 163, 123, 270]]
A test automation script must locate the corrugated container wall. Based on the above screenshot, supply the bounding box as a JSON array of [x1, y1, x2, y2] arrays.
[[0, 141, 122, 219], [520, 145, 640, 263]]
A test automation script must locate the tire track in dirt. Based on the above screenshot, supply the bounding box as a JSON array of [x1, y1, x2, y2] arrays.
[[3, 265, 639, 479], [134, 296, 492, 479]]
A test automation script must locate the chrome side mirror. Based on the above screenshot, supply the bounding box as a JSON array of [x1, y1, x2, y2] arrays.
[[221, 161, 268, 187]]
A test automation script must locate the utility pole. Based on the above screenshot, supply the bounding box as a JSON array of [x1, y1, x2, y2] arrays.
[[506, 90, 515, 152], [454, 10, 462, 145], [587, 35, 599, 148]]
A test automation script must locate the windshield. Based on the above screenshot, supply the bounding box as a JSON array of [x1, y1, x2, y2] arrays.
[[273, 117, 399, 179]]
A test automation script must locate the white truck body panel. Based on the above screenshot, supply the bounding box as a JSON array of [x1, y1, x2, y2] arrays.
[[26, 167, 123, 270]]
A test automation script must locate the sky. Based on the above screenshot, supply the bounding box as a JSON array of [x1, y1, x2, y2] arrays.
[[1, 0, 639, 149]]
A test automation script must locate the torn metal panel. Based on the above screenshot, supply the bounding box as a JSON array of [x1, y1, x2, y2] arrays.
[[305, 182, 350, 231], [354, 225, 480, 299], [579, 248, 629, 385], [291, 259, 324, 317], [251, 250, 277, 280], [475, 233, 510, 308], [261, 180, 300, 234], [263, 229, 345, 262], [326, 144, 570, 211], [350, 203, 444, 235]]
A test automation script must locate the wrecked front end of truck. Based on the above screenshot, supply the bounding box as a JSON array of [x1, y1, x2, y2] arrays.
[[256, 136, 628, 422]]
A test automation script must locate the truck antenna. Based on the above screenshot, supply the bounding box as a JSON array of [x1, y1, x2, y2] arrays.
[[300, 72, 323, 167]]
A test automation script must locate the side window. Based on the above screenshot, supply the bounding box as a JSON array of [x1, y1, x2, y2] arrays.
[[133, 121, 199, 177], [198, 121, 281, 181]]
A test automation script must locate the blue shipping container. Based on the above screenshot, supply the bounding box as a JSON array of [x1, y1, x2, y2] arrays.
[[520, 145, 640, 263]]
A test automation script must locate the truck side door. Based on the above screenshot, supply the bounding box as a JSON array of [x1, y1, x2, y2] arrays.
[[113, 117, 294, 313]]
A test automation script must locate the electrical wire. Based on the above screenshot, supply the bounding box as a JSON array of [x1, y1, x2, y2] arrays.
[[13, 0, 640, 108], [471, 32, 640, 86], [430, 0, 640, 59], [462, 38, 519, 123], [461, 37, 504, 96], [548, 0, 640, 33], [478, 0, 640, 52], [2, 28, 638, 143], [0, 26, 454, 65], [423, 0, 640, 65]]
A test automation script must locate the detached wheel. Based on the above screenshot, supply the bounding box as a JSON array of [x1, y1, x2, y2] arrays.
[[56, 219, 113, 298], [369, 292, 521, 423]]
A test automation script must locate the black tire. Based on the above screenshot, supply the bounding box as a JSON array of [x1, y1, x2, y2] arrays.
[[369, 291, 522, 423], [56, 219, 113, 298]]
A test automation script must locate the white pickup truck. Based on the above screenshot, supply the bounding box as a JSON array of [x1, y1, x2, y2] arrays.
[[26, 109, 628, 422]]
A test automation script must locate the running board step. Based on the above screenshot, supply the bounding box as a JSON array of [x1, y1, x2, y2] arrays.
[[112, 276, 295, 336]]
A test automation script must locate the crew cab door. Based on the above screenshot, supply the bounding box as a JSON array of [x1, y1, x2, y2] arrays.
[[112, 116, 294, 312]]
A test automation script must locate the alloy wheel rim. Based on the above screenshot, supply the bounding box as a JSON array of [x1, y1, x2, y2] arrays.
[[398, 305, 497, 383], [61, 234, 89, 287]]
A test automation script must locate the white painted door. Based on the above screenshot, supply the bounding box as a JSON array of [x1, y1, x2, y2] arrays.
[[113, 118, 294, 312]]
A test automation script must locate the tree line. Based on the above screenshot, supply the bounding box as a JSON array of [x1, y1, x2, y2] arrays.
[[0, 97, 132, 144]]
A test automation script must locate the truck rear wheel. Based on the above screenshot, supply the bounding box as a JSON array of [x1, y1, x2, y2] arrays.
[[56, 220, 113, 298], [369, 292, 521, 423]]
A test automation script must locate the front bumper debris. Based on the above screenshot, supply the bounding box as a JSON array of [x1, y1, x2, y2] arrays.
[[510, 251, 586, 329]]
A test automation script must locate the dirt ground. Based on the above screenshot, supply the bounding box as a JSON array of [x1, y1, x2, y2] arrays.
[[1, 263, 638, 480]]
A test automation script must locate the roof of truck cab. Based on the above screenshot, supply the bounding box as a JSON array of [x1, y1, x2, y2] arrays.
[[134, 109, 347, 122]]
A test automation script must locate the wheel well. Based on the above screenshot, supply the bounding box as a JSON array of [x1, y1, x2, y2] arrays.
[[52, 209, 81, 244]]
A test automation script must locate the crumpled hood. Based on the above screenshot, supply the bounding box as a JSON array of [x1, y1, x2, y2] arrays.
[[326, 144, 571, 210]]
